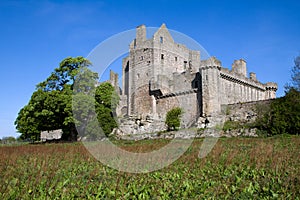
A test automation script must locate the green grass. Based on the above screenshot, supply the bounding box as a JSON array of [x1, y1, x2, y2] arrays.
[[1, 136, 300, 199]]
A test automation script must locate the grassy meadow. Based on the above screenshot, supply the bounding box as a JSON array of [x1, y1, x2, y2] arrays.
[[1, 136, 300, 199]]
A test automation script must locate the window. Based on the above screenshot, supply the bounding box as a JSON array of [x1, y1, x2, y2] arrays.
[[133, 39, 136, 49], [160, 36, 163, 43], [141, 56, 143, 60], [184, 61, 187, 69], [175, 57, 177, 61], [161, 54, 164, 59]]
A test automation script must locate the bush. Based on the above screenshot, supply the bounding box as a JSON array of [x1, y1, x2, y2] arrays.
[[1, 137, 16, 144], [165, 107, 182, 131], [257, 88, 300, 135], [223, 120, 242, 131]]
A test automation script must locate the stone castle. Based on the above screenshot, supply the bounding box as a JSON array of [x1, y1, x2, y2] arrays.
[[110, 24, 277, 129]]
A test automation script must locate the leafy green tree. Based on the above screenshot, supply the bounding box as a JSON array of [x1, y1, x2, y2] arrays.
[[95, 82, 119, 137], [15, 57, 98, 141], [37, 57, 93, 91], [72, 92, 100, 140], [165, 107, 183, 131], [291, 55, 300, 91], [95, 82, 119, 110], [73, 82, 120, 140]]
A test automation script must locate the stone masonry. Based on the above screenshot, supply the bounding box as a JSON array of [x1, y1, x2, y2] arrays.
[[112, 24, 277, 131]]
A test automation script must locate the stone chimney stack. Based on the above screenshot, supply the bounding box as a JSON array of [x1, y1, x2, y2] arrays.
[[232, 59, 247, 77], [250, 72, 257, 81], [136, 24, 146, 46]]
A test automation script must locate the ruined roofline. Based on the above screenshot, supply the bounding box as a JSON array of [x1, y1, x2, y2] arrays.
[[130, 23, 196, 53]]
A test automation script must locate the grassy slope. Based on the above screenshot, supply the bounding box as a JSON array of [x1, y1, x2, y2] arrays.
[[0, 136, 299, 199]]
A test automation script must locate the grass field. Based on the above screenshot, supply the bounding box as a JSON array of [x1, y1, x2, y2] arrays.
[[1, 136, 300, 199]]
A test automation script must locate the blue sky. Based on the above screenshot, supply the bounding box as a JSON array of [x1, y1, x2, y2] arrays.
[[0, 0, 299, 138]]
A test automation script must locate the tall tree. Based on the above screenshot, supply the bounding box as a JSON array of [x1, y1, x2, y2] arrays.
[[291, 55, 300, 91], [15, 57, 98, 141]]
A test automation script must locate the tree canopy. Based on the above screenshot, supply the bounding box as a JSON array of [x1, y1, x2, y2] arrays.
[[37, 57, 93, 91], [15, 57, 100, 141], [72, 82, 120, 140]]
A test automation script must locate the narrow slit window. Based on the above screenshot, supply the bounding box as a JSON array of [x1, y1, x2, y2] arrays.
[[133, 39, 136, 49], [160, 36, 163, 43], [184, 61, 187, 69], [161, 54, 164, 59], [175, 57, 177, 61]]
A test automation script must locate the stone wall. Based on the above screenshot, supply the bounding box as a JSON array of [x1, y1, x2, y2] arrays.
[[116, 24, 277, 134], [40, 129, 63, 142], [221, 100, 273, 124]]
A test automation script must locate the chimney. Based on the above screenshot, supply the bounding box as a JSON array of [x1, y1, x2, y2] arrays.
[[136, 24, 146, 46]]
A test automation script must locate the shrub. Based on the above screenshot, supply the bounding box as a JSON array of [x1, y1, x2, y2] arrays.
[[165, 107, 183, 131], [222, 120, 241, 131], [257, 88, 300, 135]]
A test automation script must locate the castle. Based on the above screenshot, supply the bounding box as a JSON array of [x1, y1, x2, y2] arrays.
[[112, 24, 277, 128]]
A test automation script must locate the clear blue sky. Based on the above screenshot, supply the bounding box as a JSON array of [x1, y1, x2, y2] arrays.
[[0, 0, 299, 138]]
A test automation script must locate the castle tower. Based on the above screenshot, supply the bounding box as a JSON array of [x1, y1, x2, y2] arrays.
[[127, 24, 155, 117], [265, 82, 278, 99], [123, 23, 202, 117], [200, 57, 221, 116]]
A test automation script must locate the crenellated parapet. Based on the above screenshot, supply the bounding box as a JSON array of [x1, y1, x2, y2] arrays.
[[264, 82, 278, 99], [265, 82, 278, 90]]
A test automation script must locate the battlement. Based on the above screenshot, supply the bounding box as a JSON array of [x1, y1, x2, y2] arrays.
[[265, 82, 278, 90]]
